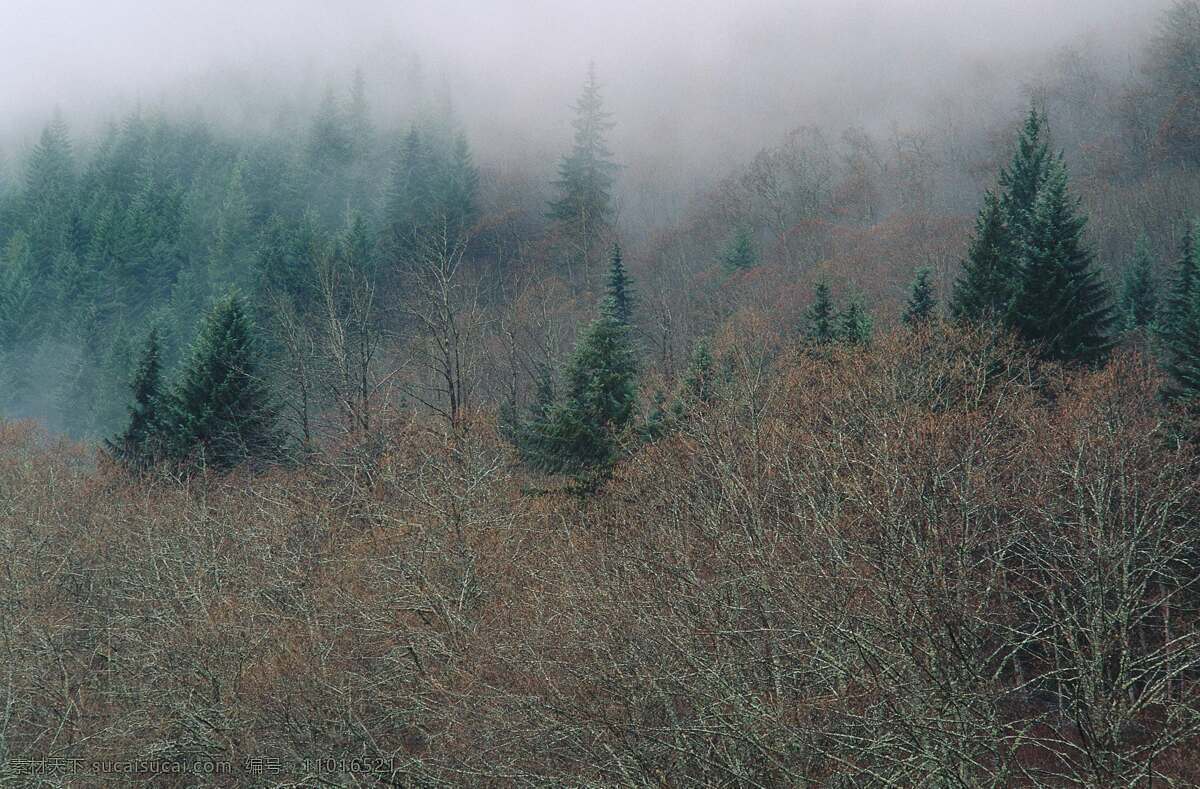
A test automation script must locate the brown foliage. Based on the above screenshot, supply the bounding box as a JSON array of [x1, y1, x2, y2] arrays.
[[1, 329, 1198, 785]]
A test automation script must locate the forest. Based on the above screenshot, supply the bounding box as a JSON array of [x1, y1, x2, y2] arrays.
[[2, 0, 1200, 784]]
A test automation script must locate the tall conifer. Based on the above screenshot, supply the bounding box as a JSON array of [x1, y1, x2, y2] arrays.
[[1006, 157, 1115, 364], [169, 293, 278, 469], [804, 282, 838, 345], [1120, 237, 1158, 331], [902, 267, 938, 327], [952, 190, 1015, 322], [548, 63, 617, 282], [106, 328, 167, 470]]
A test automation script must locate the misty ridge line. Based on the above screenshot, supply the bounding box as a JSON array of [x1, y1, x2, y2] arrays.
[[0, 0, 1184, 446], [0, 0, 1169, 196]]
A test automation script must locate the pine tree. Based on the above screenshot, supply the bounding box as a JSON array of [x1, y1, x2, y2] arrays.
[[1006, 156, 1115, 365], [441, 133, 480, 245], [338, 211, 374, 276], [1120, 237, 1158, 331], [999, 106, 1052, 244], [640, 389, 671, 442], [307, 88, 354, 173], [548, 63, 618, 282], [902, 267, 938, 326], [1160, 226, 1200, 411], [682, 339, 716, 404], [209, 161, 254, 288], [604, 242, 634, 325], [383, 127, 435, 264], [106, 328, 167, 470], [169, 293, 278, 470], [722, 226, 758, 272], [516, 280, 639, 482], [804, 282, 838, 344], [23, 112, 76, 281], [952, 190, 1016, 322], [1161, 225, 1197, 339], [552, 309, 639, 477], [838, 295, 874, 345]]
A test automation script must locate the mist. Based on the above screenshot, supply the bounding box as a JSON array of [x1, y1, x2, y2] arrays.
[[2, 0, 1170, 211]]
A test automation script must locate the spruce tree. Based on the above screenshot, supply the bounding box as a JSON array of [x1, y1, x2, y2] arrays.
[[952, 190, 1015, 322], [952, 107, 1052, 325], [1120, 237, 1158, 331], [838, 295, 874, 345], [804, 282, 838, 344], [383, 127, 435, 265], [722, 226, 758, 272], [1006, 157, 1115, 365], [604, 242, 633, 325], [106, 328, 167, 470], [902, 267, 938, 327], [1161, 227, 1200, 410], [999, 106, 1052, 244], [548, 63, 617, 282], [1161, 225, 1197, 339], [442, 133, 480, 245], [516, 273, 639, 482], [23, 113, 76, 282], [682, 339, 716, 404], [169, 293, 278, 470]]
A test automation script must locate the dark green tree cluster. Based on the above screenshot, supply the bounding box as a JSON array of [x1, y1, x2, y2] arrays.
[[902, 267, 939, 327], [804, 282, 874, 345], [721, 226, 759, 272], [1159, 226, 1200, 416], [382, 126, 479, 268], [109, 294, 278, 472], [1120, 237, 1158, 332], [952, 108, 1116, 365], [0, 72, 479, 439], [508, 245, 638, 485]]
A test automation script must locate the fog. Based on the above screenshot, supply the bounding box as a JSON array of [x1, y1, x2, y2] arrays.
[[3, 1, 1169, 168]]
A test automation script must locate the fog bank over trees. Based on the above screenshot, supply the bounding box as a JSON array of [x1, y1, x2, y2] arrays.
[[0, 1, 1172, 228]]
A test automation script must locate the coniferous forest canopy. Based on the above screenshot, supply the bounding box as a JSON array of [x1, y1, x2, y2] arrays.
[[6, 0, 1200, 783]]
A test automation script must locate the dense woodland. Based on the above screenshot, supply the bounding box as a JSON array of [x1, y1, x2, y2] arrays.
[[4, 1, 1200, 785]]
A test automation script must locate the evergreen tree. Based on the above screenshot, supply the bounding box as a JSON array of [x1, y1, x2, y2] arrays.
[[1006, 156, 1115, 365], [516, 281, 639, 482], [106, 328, 167, 469], [307, 88, 354, 173], [682, 339, 716, 404], [999, 106, 1052, 244], [838, 295, 874, 345], [548, 63, 617, 282], [442, 133, 480, 245], [23, 112, 76, 282], [385, 125, 479, 261], [952, 190, 1015, 322], [546, 310, 638, 478], [902, 267, 938, 327], [169, 293, 278, 470], [1160, 226, 1200, 410], [804, 282, 838, 344], [640, 389, 671, 442], [1120, 237, 1158, 331], [722, 226, 758, 272], [209, 161, 254, 288], [1162, 225, 1197, 339], [339, 211, 374, 276], [604, 242, 634, 325]]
